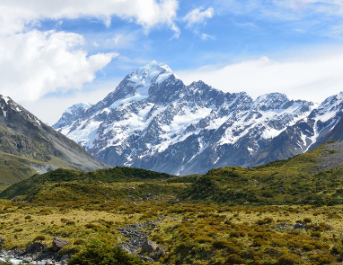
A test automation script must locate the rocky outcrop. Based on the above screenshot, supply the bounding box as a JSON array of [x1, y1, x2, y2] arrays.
[[0, 237, 71, 265], [26, 242, 44, 254], [52, 237, 69, 252], [118, 217, 165, 262]]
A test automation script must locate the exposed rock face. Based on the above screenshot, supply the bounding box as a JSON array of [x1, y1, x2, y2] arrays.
[[26, 242, 44, 254], [54, 61, 343, 175], [140, 241, 158, 254], [52, 237, 69, 252]]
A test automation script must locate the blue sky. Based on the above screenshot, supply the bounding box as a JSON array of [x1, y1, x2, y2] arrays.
[[0, 0, 343, 124]]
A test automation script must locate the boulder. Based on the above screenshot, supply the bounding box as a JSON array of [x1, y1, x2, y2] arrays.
[[140, 240, 158, 254], [45, 259, 53, 265], [0, 237, 4, 248], [23, 256, 33, 263], [52, 237, 69, 252], [151, 248, 165, 261], [26, 242, 44, 254]]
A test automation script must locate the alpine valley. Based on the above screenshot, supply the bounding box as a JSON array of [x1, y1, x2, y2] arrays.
[[53, 61, 343, 175]]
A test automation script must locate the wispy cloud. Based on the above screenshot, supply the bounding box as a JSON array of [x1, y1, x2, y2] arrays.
[[215, 0, 343, 37], [183, 7, 214, 28], [177, 50, 343, 103], [200, 33, 215, 40]]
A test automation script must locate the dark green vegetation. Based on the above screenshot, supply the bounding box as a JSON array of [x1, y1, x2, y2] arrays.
[[68, 242, 148, 265], [0, 167, 191, 203]]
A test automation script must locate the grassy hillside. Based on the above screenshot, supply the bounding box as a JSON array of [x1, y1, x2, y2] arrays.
[[0, 167, 196, 203], [0, 152, 45, 185], [3, 141, 343, 206], [180, 142, 343, 206]]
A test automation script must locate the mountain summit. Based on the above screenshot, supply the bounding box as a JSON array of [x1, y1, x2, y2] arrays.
[[53, 62, 341, 175]]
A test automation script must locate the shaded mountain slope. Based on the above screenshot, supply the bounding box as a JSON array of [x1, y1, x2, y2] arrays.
[[0, 95, 107, 184]]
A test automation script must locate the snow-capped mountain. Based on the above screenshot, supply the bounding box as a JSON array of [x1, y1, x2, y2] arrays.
[[53, 61, 342, 175]]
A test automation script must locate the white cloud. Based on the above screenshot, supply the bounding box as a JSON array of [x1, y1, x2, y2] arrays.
[[200, 33, 215, 40], [177, 51, 343, 103], [0, 30, 118, 101], [0, 0, 179, 36], [0, 1, 179, 103], [17, 80, 119, 125], [183, 7, 214, 27], [104, 31, 140, 49], [19, 80, 120, 125]]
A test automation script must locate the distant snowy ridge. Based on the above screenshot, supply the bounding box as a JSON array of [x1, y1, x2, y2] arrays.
[[54, 61, 343, 175]]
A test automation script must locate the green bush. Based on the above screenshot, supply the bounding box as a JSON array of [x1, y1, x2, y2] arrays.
[[309, 254, 335, 264], [68, 242, 147, 265], [225, 254, 244, 264], [277, 253, 304, 265]]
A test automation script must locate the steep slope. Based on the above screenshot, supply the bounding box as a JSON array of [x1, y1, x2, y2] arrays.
[[0, 95, 106, 184], [254, 92, 343, 165], [54, 61, 314, 175]]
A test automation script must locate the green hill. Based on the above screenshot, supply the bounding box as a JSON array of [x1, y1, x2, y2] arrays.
[[0, 167, 195, 203], [0, 152, 45, 186], [2, 141, 343, 206], [180, 141, 343, 206]]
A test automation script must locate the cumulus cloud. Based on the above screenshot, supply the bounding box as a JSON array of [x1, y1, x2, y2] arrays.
[[0, 0, 179, 102], [0, 30, 118, 101], [0, 0, 179, 36], [177, 51, 343, 103], [183, 7, 214, 28]]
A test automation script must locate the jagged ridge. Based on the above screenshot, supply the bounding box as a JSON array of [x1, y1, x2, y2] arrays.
[[53, 61, 343, 175]]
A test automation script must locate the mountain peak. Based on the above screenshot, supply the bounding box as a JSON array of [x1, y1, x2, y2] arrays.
[[127, 61, 174, 86], [0, 95, 11, 104], [253, 93, 289, 110]]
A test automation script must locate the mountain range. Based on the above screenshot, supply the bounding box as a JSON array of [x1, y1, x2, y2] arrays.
[[53, 61, 343, 175], [0, 95, 106, 184]]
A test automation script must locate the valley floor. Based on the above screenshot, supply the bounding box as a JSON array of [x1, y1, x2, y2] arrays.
[[1, 199, 343, 264]]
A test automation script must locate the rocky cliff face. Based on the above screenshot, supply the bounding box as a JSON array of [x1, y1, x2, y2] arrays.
[[0, 95, 106, 176], [54, 61, 343, 175]]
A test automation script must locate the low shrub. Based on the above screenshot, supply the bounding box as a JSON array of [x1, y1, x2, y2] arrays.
[[33, 235, 46, 241], [68, 242, 148, 265], [225, 254, 244, 264], [277, 253, 304, 265], [309, 254, 335, 264]]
